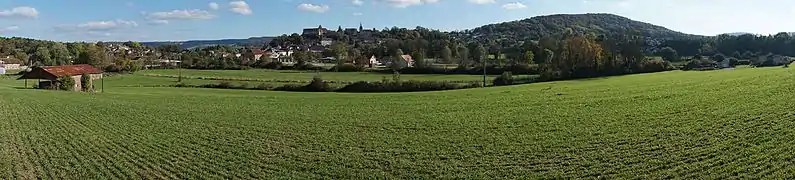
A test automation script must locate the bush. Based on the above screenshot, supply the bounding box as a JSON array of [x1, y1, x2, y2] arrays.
[[398, 67, 447, 74], [216, 81, 233, 89], [735, 60, 752, 66], [639, 60, 675, 73], [510, 64, 540, 75], [263, 61, 283, 70], [270, 76, 336, 92], [512, 75, 537, 84], [292, 63, 326, 71], [752, 55, 791, 67], [303, 76, 333, 92], [236, 82, 250, 89], [80, 72, 91, 91], [57, 76, 75, 91], [255, 83, 275, 90], [332, 63, 363, 72], [274, 84, 305, 91], [493, 71, 514, 86], [726, 58, 739, 67], [683, 59, 717, 71], [104, 64, 122, 72]]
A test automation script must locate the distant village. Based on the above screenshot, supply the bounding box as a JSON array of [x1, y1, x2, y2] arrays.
[[249, 24, 409, 67], [0, 23, 414, 75]]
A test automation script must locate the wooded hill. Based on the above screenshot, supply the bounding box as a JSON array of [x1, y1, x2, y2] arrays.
[[459, 13, 701, 41], [137, 13, 700, 49]]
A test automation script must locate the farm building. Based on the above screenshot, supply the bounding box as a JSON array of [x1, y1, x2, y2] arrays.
[[17, 64, 103, 91], [383, 55, 415, 68], [0, 59, 24, 74]]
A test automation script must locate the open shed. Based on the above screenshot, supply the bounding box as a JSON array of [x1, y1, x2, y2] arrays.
[[18, 64, 103, 91]]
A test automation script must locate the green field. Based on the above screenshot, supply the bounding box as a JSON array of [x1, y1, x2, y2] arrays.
[[140, 69, 495, 83], [2, 68, 795, 178]]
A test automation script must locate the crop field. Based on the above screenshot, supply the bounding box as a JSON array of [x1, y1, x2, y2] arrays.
[[140, 69, 496, 83], [2, 67, 795, 178]]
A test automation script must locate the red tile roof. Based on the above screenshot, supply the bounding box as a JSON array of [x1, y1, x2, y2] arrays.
[[253, 49, 264, 55], [401, 55, 413, 62], [42, 64, 103, 77]]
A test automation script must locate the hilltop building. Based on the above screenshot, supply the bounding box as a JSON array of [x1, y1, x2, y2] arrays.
[[302, 25, 328, 38]]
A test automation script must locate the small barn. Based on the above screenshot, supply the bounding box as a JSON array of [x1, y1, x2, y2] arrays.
[[18, 64, 103, 91]]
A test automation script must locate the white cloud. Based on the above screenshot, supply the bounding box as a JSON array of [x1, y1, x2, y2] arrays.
[[0, 26, 20, 33], [209, 2, 219, 10], [353, 12, 363, 16], [229, 1, 253, 15], [502, 2, 527, 10], [468, 0, 495, 4], [381, 0, 440, 8], [148, 19, 169, 25], [298, 4, 330, 13], [56, 19, 138, 32], [353, 0, 364, 5], [0, 6, 39, 18], [146, 9, 216, 20]]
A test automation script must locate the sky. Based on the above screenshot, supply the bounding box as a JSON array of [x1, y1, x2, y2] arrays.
[[1, 0, 795, 42]]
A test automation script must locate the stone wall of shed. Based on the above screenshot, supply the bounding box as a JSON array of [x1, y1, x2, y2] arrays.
[[70, 75, 82, 91]]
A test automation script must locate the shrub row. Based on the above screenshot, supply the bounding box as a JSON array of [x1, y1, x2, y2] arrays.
[[143, 74, 480, 84], [330, 64, 365, 72], [167, 77, 480, 93], [373, 64, 540, 75], [142, 74, 357, 84], [336, 80, 480, 93], [172, 82, 282, 90], [492, 72, 539, 86]]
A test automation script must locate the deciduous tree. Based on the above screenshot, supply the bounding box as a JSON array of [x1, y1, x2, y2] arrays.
[[657, 47, 679, 61], [523, 50, 535, 65], [441, 46, 452, 64]]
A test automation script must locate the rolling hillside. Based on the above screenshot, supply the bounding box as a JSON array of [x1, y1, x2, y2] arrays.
[[468, 13, 700, 40], [139, 36, 274, 49]]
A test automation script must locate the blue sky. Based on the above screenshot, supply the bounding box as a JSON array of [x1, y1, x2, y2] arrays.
[[1, 0, 794, 42]]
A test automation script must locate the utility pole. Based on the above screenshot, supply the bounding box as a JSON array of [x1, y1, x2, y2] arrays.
[[482, 55, 487, 87], [177, 52, 182, 82]]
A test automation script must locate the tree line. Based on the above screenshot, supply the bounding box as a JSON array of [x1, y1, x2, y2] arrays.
[[3, 22, 792, 81]]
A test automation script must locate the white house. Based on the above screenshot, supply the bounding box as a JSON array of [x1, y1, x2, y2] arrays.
[[0, 59, 23, 71], [321, 38, 333, 46], [368, 56, 380, 67]]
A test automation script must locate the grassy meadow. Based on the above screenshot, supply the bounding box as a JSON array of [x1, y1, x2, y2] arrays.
[[2, 67, 795, 178]]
